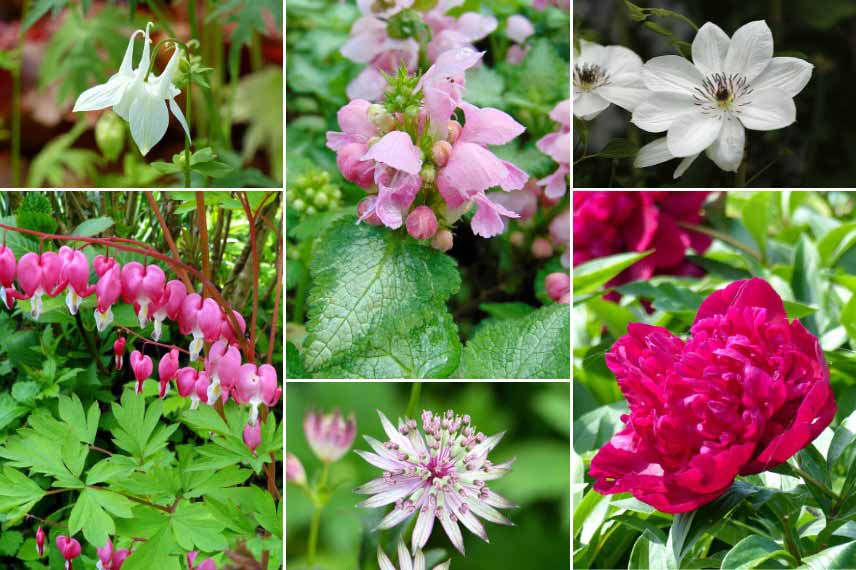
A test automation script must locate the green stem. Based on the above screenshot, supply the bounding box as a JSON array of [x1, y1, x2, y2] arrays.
[[292, 241, 312, 322], [405, 382, 422, 419], [676, 222, 762, 261], [307, 462, 331, 566], [184, 73, 193, 188], [11, 2, 25, 187]]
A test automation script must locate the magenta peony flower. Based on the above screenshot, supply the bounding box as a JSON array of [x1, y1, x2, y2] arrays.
[[355, 410, 515, 554], [573, 191, 712, 287], [589, 278, 836, 513]]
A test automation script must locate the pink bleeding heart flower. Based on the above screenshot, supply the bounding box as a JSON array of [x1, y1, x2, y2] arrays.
[[187, 552, 217, 570], [93, 255, 122, 331], [0, 245, 17, 309], [304, 410, 357, 463], [158, 348, 180, 398], [179, 294, 223, 361], [176, 367, 210, 409], [56, 535, 81, 570], [150, 279, 187, 341], [112, 549, 131, 569], [545, 272, 570, 304], [35, 526, 45, 557], [417, 47, 484, 137], [130, 350, 153, 394], [96, 536, 132, 570], [589, 279, 836, 513], [120, 262, 166, 328], [114, 336, 126, 370], [56, 247, 94, 315], [205, 340, 242, 403], [218, 310, 246, 346], [536, 99, 571, 200], [16, 251, 63, 320], [243, 422, 262, 455], [235, 364, 281, 425]]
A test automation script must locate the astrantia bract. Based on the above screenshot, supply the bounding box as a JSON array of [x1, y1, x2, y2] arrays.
[[378, 539, 450, 570]]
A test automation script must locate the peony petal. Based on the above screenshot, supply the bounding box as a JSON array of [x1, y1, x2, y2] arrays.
[[705, 115, 745, 172], [666, 111, 723, 158], [641, 55, 705, 95], [694, 278, 787, 323], [752, 57, 813, 97], [691, 22, 731, 77], [631, 93, 696, 133], [738, 88, 796, 131], [573, 91, 610, 120], [724, 20, 774, 82]]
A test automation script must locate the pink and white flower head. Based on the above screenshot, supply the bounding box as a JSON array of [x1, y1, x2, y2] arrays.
[[96, 536, 131, 570], [57, 247, 94, 315], [326, 99, 380, 188], [35, 526, 45, 557], [355, 410, 515, 554], [130, 350, 153, 394], [179, 294, 222, 361], [56, 535, 81, 570], [418, 47, 484, 137], [204, 339, 242, 403], [17, 251, 62, 320], [549, 207, 570, 268], [114, 336, 126, 370], [537, 99, 571, 200], [304, 410, 357, 463], [286, 452, 307, 486], [150, 279, 187, 341], [243, 422, 262, 455], [93, 255, 122, 331], [378, 539, 451, 570], [0, 245, 16, 309], [120, 262, 166, 328], [176, 367, 210, 409], [186, 552, 217, 570], [342, 16, 419, 101], [157, 348, 180, 398], [358, 131, 424, 229], [425, 9, 497, 63], [235, 364, 281, 425]]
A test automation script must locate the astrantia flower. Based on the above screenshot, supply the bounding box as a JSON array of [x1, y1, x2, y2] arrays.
[[632, 21, 813, 177], [355, 410, 515, 554], [378, 539, 451, 570], [573, 39, 647, 120], [304, 410, 357, 463], [590, 278, 836, 513]]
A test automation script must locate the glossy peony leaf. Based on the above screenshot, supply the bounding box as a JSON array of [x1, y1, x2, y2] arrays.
[[720, 535, 792, 569], [302, 219, 460, 373], [801, 540, 856, 569], [460, 304, 570, 379], [574, 251, 653, 297]]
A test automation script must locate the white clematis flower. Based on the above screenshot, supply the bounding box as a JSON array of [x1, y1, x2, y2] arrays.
[[73, 22, 190, 156], [573, 39, 648, 120], [632, 20, 813, 178]]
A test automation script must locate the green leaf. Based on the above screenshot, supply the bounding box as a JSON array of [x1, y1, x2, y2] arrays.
[[460, 304, 570, 379], [22, 0, 68, 33], [86, 456, 138, 485], [122, 522, 182, 570], [479, 302, 536, 320], [629, 535, 671, 570], [573, 402, 626, 454], [741, 192, 770, 261], [0, 530, 23, 556], [111, 391, 178, 462], [58, 394, 95, 444], [800, 540, 856, 569], [817, 222, 856, 267], [792, 235, 824, 335], [171, 501, 227, 551], [286, 341, 307, 379], [720, 535, 791, 569], [303, 219, 460, 372], [595, 139, 639, 159], [70, 216, 114, 237], [69, 488, 115, 546], [0, 467, 46, 521], [574, 251, 653, 296], [0, 394, 26, 431]]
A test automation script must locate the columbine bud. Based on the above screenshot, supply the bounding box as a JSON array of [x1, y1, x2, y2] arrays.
[[35, 526, 45, 557], [368, 103, 396, 131], [95, 111, 125, 162], [56, 535, 81, 570], [304, 410, 357, 463], [447, 120, 463, 144], [531, 237, 554, 259], [431, 229, 454, 252], [406, 206, 439, 240], [357, 197, 383, 226], [130, 350, 153, 395], [113, 337, 126, 370], [545, 272, 570, 305], [432, 140, 453, 167], [286, 452, 307, 486], [243, 422, 262, 456]]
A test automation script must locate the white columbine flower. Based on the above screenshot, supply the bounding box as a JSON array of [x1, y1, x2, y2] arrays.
[[632, 20, 813, 178], [573, 39, 648, 120], [73, 22, 190, 156]]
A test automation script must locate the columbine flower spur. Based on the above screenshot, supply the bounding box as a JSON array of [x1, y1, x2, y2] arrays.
[[355, 410, 516, 554]]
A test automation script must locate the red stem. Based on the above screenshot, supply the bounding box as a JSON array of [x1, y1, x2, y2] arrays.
[[117, 326, 190, 356]]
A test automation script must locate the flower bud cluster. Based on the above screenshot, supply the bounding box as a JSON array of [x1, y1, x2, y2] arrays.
[[286, 170, 343, 216]]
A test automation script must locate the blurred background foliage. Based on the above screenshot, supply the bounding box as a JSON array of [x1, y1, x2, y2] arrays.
[[286, 382, 570, 569], [0, 1, 282, 188], [574, 0, 856, 187], [574, 191, 856, 568]]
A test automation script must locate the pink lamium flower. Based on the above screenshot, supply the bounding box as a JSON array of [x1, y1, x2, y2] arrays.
[[56, 535, 81, 570], [0, 245, 16, 309], [355, 410, 515, 554], [359, 131, 424, 229], [157, 348, 180, 398], [304, 410, 357, 463], [205, 339, 242, 403], [93, 255, 122, 331], [545, 272, 570, 304], [35, 526, 45, 557], [357, 197, 384, 226], [187, 552, 217, 570], [406, 206, 439, 240], [326, 99, 380, 188], [378, 539, 451, 570], [506, 15, 534, 44], [56, 247, 94, 315], [235, 364, 281, 425], [114, 336, 126, 370], [176, 367, 211, 409], [179, 294, 222, 361], [130, 350, 153, 394], [549, 207, 570, 268], [16, 251, 62, 319], [590, 278, 836, 513], [96, 536, 131, 570], [286, 452, 307, 485], [537, 99, 571, 200], [120, 262, 166, 328], [425, 10, 497, 63], [150, 279, 187, 341], [418, 47, 483, 137], [342, 16, 419, 100]]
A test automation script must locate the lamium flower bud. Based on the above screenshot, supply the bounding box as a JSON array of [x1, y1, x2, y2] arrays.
[[431, 140, 453, 167], [304, 410, 357, 463], [114, 336, 126, 370], [357, 197, 383, 226], [243, 422, 262, 456], [0, 245, 16, 309], [286, 452, 307, 486], [406, 206, 439, 240], [531, 237, 554, 259], [56, 535, 81, 570], [431, 229, 454, 252], [35, 526, 45, 557], [158, 348, 180, 398], [447, 120, 463, 144], [420, 164, 436, 184], [509, 231, 525, 247], [368, 103, 396, 131], [130, 350, 153, 394], [337, 142, 375, 189], [545, 272, 570, 305]]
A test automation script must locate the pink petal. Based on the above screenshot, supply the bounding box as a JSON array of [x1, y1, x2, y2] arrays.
[[459, 102, 525, 146], [363, 131, 423, 174], [471, 192, 519, 238], [440, 142, 508, 194]]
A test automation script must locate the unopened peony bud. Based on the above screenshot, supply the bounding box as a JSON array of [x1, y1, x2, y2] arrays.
[[114, 336, 126, 370], [357, 197, 383, 226], [406, 206, 439, 240], [243, 422, 262, 455], [432, 140, 453, 167], [531, 237, 554, 258], [286, 452, 307, 486], [35, 526, 45, 557], [447, 121, 463, 144], [304, 410, 357, 463], [545, 272, 570, 305], [431, 229, 454, 252]]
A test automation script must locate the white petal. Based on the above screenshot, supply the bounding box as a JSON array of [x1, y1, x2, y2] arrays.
[[738, 88, 796, 130], [752, 57, 814, 97], [641, 55, 704, 95], [377, 547, 396, 570], [73, 76, 129, 112], [724, 20, 774, 82], [604, 45, 642, 76], [631, 93, 695, 132], [667, 111, 723, 157], [634, 137, 673, 168], [596, 82, 649, 112], [136, 22, 154, 80], [129, 88, 169, 156], [398, 539, 413, 570], [432, 563, 451, 570], [375, 505, 415, 530], [413, 549, 426, 570], [576, 39, 607, 68], [706, 115, 745, 172], [438, 508, 465, 554], [692, 22, 730, 77], [572, 92, 610, 120], [120, 30, 145, 75], [673, 153, 700, 179], [412, 503, 436, 550], [169, 97, 192, 143]]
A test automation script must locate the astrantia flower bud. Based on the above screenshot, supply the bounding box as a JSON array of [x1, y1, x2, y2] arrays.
[[286, 452, 307, 486], [544, 272, 570, 305], [406, 206, 439, 240], [114, 337, 126, 370], [431, 140, 453, 167], [56, 535, 81, 570], [157, 348, 180, 398], [431, 229, 453, 252], [357, 197, 384, 226], [130, 350, 153, 394], [304, 410, 357, 463], [531, 237, 554, 259], [590, 278, 836, 513], [35, 526, 45, 557]]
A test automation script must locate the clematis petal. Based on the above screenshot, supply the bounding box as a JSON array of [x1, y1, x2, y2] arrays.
[[752, 57, 814, 97], [666, 111, 723, 158], [631, 93, 696, 133], [129, 87, 170, 156], [691, 22, 730, 77], [575, 39, 607, 68], [573, 91, 610, 120], [634, 137, 673, 168], [596, 81, 649, 112], [738, 88, 796, 131], [604, 44, 643, 77], [724, 20, 774, 82], [673, 153, 700, 179], [705, 115, 745, 172], [641, 55, 705, 95]]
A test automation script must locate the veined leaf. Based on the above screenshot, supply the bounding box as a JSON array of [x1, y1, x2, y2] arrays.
[[574, 251, 653, 296]]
